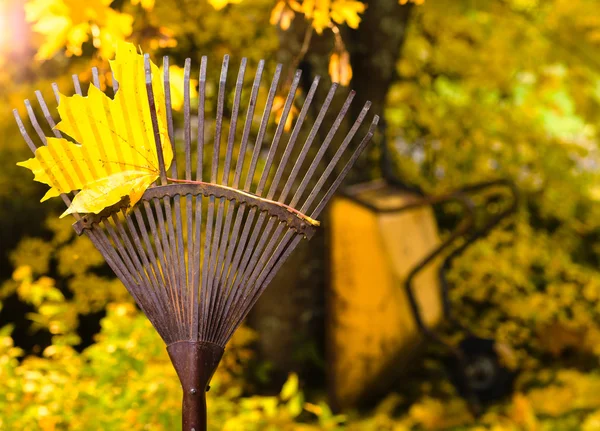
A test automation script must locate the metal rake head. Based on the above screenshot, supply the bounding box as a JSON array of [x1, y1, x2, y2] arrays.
[[16, 53, 378, 430]]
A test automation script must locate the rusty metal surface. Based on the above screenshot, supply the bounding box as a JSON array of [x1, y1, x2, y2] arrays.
[[16, 55, 378, 430], [167, 341, 224, 431]]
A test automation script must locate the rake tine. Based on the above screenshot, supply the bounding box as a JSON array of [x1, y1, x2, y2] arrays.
[[300, 101, 371, 213], [212, 64, 283, 339], [192, 56, 208, 340], [182, 58, 195, 334], [289, 90, 355, 208], [205, 59, 247, 335], [14, 110, 38, 153], [24, 100, 47, 145], [126, 208, 174, 332], [200, 55, 229, 339], [92, 67, 101, 88], [206, 62, 265, 337], [35, 91, 62, 138], [164, 56, 178, 178], [277, 83, 338, 202], [144, 54, 168, 184], [243, 64, 282, 192], [266, 76, 320, 200], [220, 217, 285, 342], [232, 59, 264, 188], [224, 233, 304, 343], [110, 213, 168, 334], [147, 55, 186, 328], [144, 200, 183, 338], [312, 115, 380, 218], [112, 71, 119, 93], [255, 69, 302, 196]]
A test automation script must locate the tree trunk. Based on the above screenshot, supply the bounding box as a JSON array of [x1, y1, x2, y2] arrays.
[[249, 0, 414, 390]]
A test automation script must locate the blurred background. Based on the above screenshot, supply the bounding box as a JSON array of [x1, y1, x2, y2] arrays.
[[2, 0, 600, 429]]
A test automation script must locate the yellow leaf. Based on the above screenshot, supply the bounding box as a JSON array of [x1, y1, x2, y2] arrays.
[[328, 51, 353, 86], [208, 0, 243, 11], [25, 0, 133, 60], [330, 0, 366, 29], [131, 0, 155, 10], [17, 41, 172, 217], [270, 1, 295, 30]]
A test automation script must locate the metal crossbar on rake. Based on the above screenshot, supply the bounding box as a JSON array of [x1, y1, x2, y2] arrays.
[[15, 53, 378, 430]]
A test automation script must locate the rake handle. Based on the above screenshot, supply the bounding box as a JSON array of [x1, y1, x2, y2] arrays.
[[167, 341, 224, 431], [182, 389, 208, 431]]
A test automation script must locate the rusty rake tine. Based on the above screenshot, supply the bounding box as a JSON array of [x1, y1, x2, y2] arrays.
[[51, 83, 61, 105], [266, 76, 320, 200], [121, 209, 173, 333], [222, 218, 284, 338], [206, 202, 247, 339], [200, 200, 216, 338], [144, 200, 182, 334], [26, 86, 82, 213], [205, 60, 247, 333], [207, 61, 265, 335], [111, 214, 169, 334], [211, 55, 229, 183], [111, 72, 119, 94], [164, 56, 178, 178], [92, 67, 101, 88], [14, 110, 38, 153], [278, 83, 338, 202], [255, 69, 302, 196], [149, 55, 187, 329], [212, 206, 259, 342], [129, 208, 172, 319], [289, 90, 355, 208], [192, 57, 208, 339], [15, 109, 73, 209], [148, 56, 184, 318], [165, 195, 187, 335], [183, 58, 192, 180], [35, 91, 62, 138], [224, 228, 297, 342], [224, 233, 303, 343], [72, 74, 83, 95], [243, 64, 282, 192], [200, 55, 229, 338], [197, 56, 208, 182], [232, 60, 264, 188], [173, 195, 189, 333], [213, 213, 275, 342], [192, 195, 203, 340], [222, 58, 246, 184], [301, 101, 371, 213], [312, 115, 379, 217], [95, 226, 168, 340], [144, 54, 168, 184], [24, 100, 47, 145], [211, 65, 281, 339], [182, 58, 195, 334], [151, 198, 185, 336]]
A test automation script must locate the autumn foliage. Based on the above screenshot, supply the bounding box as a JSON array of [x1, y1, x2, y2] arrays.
[[2, 0, 600, 430]]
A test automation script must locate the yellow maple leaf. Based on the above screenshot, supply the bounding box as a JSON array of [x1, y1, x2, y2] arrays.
[[17, 42, 172, 217]]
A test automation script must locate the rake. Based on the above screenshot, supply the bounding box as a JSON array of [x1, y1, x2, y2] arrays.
[[15, 52, 378, 430]]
